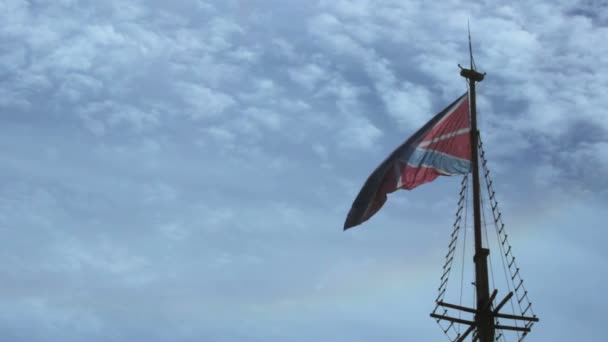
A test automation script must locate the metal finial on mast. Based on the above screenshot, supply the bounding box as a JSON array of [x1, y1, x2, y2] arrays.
[[467, 21, 482, 73], [468, 20, 473, 70]]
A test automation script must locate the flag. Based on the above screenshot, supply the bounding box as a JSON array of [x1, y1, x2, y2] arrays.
[[344, 93, 471, 230]]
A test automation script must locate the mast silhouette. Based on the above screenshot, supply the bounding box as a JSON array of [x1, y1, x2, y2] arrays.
[[430, 33, 539, 340], [459, 30, 493, 342]]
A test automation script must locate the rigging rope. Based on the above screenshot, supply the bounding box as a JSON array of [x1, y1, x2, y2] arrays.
[[432, 134, 537, 341], [433, 175, 469, 341], [478, 135, 537, 342], [458, 176, 469, 334], [480, 185, 497, 292]]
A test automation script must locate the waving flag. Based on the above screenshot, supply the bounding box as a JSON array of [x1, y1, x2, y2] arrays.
[[344, 93, 471, 230]]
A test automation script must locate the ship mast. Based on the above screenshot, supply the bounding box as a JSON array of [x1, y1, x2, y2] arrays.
[[431, 33, 539, 339], [459, 31, 493, 342], [425, 29, 539, 342]]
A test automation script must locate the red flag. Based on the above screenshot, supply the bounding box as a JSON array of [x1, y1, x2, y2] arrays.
[[344, 93, 470, 230]]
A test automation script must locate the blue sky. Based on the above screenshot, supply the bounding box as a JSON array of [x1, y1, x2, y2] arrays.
[[0, 0, 607, 341]]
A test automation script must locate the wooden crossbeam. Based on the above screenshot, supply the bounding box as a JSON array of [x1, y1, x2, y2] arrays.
[[495, 324, 531, 333], [494, 312, 539, 322], [433, 285, 538, 341], [480, 289, 498, 312], [436, 301, 477, 314], [493, 291, 513, 313], [430, 313, 474, 326]]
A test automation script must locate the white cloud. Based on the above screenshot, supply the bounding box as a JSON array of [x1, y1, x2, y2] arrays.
[[382, 82, 432, 129], [178, 82, 236, 120], [79, 101, 160, 135], [244, 107, 281, 131], [338, 116, 382, 150], [312, 143, 328, 160], [205, 126, 236, 146], [288, 63, 327, 91]]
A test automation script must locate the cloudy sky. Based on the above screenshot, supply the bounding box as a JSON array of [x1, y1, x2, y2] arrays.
[[1, 0, 607, 341]]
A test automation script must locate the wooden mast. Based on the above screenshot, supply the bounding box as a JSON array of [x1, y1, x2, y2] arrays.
[[430, 29, 538, 342], [459, 31, 493, 342]]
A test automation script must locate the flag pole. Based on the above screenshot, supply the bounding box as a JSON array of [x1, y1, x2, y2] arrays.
[[459, 28, 493, 342]]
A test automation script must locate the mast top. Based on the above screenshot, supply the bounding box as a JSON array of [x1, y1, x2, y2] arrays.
[[459, 23, 485, 82]]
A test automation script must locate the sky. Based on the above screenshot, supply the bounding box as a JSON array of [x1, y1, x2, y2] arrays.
[[0, 0, 607, 341]]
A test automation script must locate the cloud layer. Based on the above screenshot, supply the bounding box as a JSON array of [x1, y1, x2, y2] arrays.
[[1, 0, 607, 341]]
